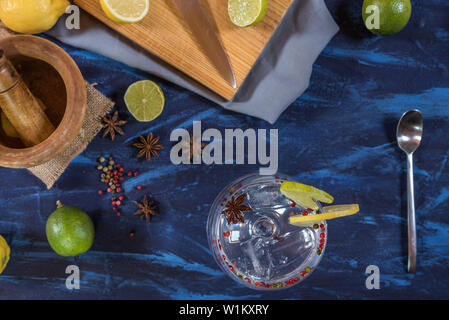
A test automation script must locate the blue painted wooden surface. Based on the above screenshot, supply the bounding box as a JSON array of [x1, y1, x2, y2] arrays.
[[0, 0, 448, 299]]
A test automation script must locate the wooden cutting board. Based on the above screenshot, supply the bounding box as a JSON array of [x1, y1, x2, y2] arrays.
[[75, 0, 294, 100]]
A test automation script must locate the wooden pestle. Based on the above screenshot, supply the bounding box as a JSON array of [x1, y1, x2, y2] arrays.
[[0, 49, 55, 147]]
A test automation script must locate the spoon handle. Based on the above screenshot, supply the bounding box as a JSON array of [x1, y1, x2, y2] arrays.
[[407, 153, 417, 273]]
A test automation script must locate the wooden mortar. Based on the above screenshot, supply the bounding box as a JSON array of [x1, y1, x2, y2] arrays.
[[0, 36, 86, 168]]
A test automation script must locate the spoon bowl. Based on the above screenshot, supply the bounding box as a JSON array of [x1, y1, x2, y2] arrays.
[[397, 110, 423, 154]]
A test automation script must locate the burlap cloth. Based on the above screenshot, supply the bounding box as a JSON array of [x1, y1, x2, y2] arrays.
[[0, 26, 114, 189]]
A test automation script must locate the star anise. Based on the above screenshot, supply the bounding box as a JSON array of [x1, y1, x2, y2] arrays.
[[101, 111, 127, 140], [133, 195, 159, 223], [180, 134, 207, 161], [222, 193, 252, 225], [133, 132, 164, 162]]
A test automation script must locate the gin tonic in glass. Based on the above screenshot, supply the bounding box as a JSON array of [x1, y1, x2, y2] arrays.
[[207, 173, 327, 290]]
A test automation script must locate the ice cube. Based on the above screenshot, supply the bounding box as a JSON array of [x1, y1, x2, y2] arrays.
[[240, 238, 264, 276], [245, 183, 292, 209]]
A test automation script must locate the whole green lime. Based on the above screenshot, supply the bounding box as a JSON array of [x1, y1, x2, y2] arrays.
[[362, 0, 412, 35], [46, 202, 95, 257]]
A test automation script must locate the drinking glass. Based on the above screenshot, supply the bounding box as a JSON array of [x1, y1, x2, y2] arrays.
[[207, 173, 327, 290]]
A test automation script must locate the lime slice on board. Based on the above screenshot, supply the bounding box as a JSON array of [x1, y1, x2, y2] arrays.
[[228, 0, 268, 27], [289, 204, 360, 227], [280, 181, 334, 210], [124, 80, 165, 122], [100, 0, 149, 24]]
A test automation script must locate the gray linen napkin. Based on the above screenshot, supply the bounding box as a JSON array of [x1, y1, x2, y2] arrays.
[[47, 0, 338, 124]]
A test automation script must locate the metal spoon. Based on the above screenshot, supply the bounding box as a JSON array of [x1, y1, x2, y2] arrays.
[[397, 109, 423, 273]]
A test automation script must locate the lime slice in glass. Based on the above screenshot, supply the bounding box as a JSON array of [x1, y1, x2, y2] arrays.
[[124, 80, 165, 122], [228, 0, 268, 27], [280, 181, 334, 210]]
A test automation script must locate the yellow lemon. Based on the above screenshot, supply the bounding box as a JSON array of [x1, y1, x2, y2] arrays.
[[0, 234, 10, 275], [0, 0, 69, 34]]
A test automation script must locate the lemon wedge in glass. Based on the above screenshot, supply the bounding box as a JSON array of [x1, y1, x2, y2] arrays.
[[280, 181, 334, 210], [100, 0, 149, 24], [289, 204, 360, 227]]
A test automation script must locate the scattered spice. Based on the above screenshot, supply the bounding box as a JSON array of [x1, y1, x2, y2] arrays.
[[133, 132, 163, 162], [273, 235, 284, 242], [133, 195, 159, 223], [221, 193, 252, 225], [101, 111, 127, 141], [96, 155, 136, 216]]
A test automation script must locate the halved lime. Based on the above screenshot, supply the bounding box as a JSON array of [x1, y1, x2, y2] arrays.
[[124, 80, 165, 122], [280, 181, 334, 210], [228, 0, 268, 27]]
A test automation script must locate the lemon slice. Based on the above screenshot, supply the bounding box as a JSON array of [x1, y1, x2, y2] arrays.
[[280, 181, 334, 210], [289, 204, 360, 227], [0, 234, 10, 274], [228, 0, 268, 27], [124, 80, 165, 122], [100, 0, 149, 23]]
